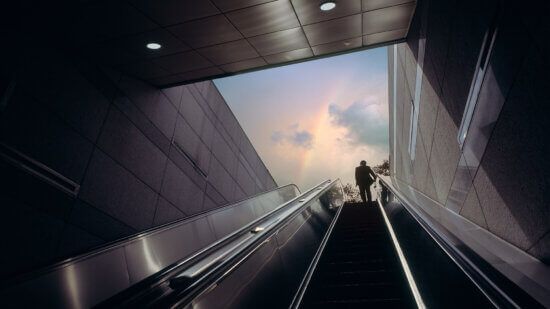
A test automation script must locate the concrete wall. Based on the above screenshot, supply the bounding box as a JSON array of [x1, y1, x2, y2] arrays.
[[0, 40, 276, 279], [389, 0, 549, 263]]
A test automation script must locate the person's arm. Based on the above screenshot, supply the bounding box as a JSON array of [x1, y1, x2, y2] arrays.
[[355, 167, 359, 186]]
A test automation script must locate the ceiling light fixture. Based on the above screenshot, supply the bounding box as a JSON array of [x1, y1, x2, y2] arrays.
[[320, 1, 336, 11], [146, 42, 162, 50]]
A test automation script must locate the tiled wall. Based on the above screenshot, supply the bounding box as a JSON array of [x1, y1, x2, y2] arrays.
[[0, 43, 276, 279], [389, 0, 549, 262]]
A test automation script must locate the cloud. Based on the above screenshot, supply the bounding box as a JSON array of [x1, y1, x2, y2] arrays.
[[271, 124, 314, 149], [329, 102, 388, 148]]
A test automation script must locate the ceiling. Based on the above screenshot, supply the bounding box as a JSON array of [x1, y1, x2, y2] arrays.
[[70, 0, 416, 87]]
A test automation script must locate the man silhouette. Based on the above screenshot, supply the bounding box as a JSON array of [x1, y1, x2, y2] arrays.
[[355, 160, 376, 204]]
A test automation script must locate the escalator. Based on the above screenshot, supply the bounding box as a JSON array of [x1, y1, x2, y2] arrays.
[[297, 203, 415, 308], [1, 178, 544, 308]]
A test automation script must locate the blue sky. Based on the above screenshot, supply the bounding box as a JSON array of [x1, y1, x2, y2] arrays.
[[215, 47, 389, 189]]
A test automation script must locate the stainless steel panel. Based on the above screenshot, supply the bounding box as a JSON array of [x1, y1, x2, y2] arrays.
[[220, 57, 267, 73], [303, 14, 362, 46], [211, 0, 274, 12], [153, 51, 213, 74], [263, 48, 313, 64], [292, 0, 361, 25], [114, 28, 190, 59], [1, 248, 130, 308], [312, 37, 362, 56], [248, 27, 309, 56], [362, 2, 415, 35], [208, 201, 256, 238], [168, 15, 243, 49], [148, 67, 224, 86], [198, 39, 259, 65], [226, 0, 300, 37], [129, 0, 220, 26], [124, 217, 216, 283], [362, 0, 415, 11], [363, 28, 408, 45]]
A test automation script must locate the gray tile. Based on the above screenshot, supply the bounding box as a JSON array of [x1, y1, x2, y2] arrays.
[[202, 195, 219, 212], [79, 149, 158, 230], [57, 224, 104, 257], [1, 197, 65, 278], [237, 162, 256, 195], [153, 197, 186, 225], [98, 107, 167, 191], [112, 95, 172, 155], [161, 160, 205, 214], [211, 0, 273, 12], [205, 182, 227, 206], [167, 146, 208, 190], [362, 0, 415, 11], [152, 50, 213, 75], [0, 92, 95, 183], [428, 107, 460, 204], [527, 232, 550, 263], [445, 155, 474, 213], [211, 130, 238, 176], [459, 187, 487, 228], [417, 74, 440, 156], [207, 158, 236, 201], [162, 86, 184, 109], [179, 87, 206, 133], [50, 72, 111, 142], [69, 199, 136, 241], [363, 28, 407, 46], [220, 57, 267, 73], [173, 115, 212, 173]]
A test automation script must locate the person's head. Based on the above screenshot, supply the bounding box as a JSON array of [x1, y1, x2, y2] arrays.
[[360, 160, 367, 166]]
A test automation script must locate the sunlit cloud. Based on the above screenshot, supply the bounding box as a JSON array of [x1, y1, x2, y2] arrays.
[[271, 123, 314, 149], [329, 101, 389, 149]]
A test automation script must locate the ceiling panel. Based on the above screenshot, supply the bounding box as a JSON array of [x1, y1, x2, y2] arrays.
[[362, 2, 416, 34], [113, 29, 190, 59], [303, 14, 362, 46], [72, 2, 158, 43], [363, 28, 408, 45], [168, 15, 243, 48], [264, 48, 313, 64], [153, 51, 213, 74], [220, 58, 267, 73], [198, 40, 259, 65], [312, 37, 363, 56], [248, 27, 309, 56], [148, 67, 224, 86], [130, 0, 220, 26], [66, 0, 416, 86], [211, 0, 275, 12], [362, 0, 415, 11], [226, 0, 300, 37], [292, 0, 361, 25]]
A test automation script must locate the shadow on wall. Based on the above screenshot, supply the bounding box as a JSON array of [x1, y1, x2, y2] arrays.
[[397, 0, 549, 262]]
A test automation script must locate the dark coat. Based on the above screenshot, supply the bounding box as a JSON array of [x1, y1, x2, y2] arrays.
[[355, 165, 376, 186]]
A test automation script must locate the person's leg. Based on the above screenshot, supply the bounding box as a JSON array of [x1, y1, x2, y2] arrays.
[[358, 184, 367, 203], [366, 183, 372, 203]]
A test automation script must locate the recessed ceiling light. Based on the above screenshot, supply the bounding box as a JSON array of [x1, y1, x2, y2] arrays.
[[320, 1, 336, 11], [146, 42, 162, 50]]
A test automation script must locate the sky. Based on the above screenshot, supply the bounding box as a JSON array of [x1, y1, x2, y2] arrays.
[[214, 47, 389, 190]]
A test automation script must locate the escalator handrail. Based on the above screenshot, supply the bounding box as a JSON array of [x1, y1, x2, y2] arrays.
[[377, 176, 522, 308], [2, 183, 300, 289], [100, 179, 338, 307], [289, 186, 345, 308], [163, 179, 343, 309]]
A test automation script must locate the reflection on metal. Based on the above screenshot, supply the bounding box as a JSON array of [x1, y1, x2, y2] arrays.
[[250, 227, 265, 234], [0, 142, 80, 196], [377, 198, 426, 309]]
